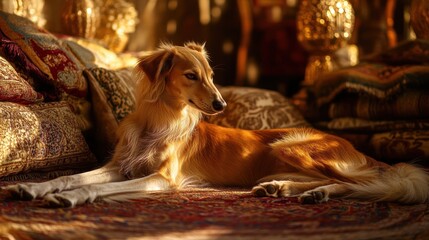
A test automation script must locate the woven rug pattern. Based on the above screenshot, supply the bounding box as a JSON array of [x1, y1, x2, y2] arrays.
[[1, 185, 429, 240]]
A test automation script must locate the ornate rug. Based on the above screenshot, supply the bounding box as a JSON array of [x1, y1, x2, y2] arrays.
[[0, 181, 428, 240]]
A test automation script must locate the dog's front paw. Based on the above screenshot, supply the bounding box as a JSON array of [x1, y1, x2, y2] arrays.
[[3, 183, 39, 200], [43, 187, 97, 208], [252, 181, 282, 198], [44, 193, 75, 208]]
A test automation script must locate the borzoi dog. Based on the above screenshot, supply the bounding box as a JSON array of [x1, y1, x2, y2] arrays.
[[4, 43, 429, 207]]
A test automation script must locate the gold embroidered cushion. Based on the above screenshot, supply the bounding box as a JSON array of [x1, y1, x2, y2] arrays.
[[0, 102, 97, 177], [84, 68, 137, 161], [0, 12, 86, 97], [206, 86, 310, 129], [0, 56, 43, 104]]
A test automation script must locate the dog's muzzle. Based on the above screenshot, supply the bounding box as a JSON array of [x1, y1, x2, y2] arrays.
[[212, 99, 227, 112]]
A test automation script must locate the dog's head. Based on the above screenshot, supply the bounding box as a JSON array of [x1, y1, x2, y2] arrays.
[[137, 42, 226, 115]]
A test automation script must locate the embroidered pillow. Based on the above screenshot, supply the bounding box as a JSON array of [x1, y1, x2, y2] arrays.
[[0, 12, 86, 97], [206, 87, 310, 129], [84, 68, 137, 161], [0, 56, 43, 104], [0, 102, 97, 177]]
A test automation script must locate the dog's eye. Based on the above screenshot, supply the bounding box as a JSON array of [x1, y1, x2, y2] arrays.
[[185, 73, 198, 81]]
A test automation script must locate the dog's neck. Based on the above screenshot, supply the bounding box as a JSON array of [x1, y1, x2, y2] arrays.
[[135, 97, 201, 140], [118, 87, 202, 178]]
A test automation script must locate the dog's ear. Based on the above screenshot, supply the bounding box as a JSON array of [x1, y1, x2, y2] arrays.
[[184, 42, 208, 58], [184, 42, 205, 52], [137, 48, 174, 82]]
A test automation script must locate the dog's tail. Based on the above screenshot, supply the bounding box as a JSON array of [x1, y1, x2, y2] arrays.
[[347, 163, 429, 204], [270, 129, 429, 204]]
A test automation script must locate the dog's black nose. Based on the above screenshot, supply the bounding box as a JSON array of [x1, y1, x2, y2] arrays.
[[212, 100, 226, 112]]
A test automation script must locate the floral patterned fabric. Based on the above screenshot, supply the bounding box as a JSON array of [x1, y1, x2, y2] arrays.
[[207, 86, 310, 129], [0, 12, 86, 97], [0, 56, 43, 103], [0, 102, 97, 177], [85, 68, 137, 123]]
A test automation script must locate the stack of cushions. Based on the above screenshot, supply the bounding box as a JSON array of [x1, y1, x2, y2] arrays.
[[303, 39, 429, 165], [0, 53, 94, 178], [0, 12, 86, 98], [0, 11, 309, 179], [0, 12, 97, 179]]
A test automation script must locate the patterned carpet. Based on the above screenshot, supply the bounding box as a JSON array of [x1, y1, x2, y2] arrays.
[[0, 183, 429, 240]]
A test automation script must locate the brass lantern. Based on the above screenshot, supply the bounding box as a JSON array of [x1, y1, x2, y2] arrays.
[[297, 0, 355, 86]]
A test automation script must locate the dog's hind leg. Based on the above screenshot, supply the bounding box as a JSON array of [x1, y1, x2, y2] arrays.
[[298, 183, 351, 204], [3, 164, 125, 200], [252, 180, 334, 198], [43, 172, 171, 207], [252, 180, 351, 204]]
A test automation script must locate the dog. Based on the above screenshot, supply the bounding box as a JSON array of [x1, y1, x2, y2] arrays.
[[4, 43, 429, 207]]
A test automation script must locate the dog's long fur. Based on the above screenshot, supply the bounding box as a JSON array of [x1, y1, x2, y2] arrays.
[[4, 43, 429, 207]]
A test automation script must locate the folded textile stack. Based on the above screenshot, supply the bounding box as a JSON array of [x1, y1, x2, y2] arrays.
[[303, 40, 429, 165]]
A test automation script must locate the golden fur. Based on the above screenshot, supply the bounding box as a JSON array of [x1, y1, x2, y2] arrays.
[[4, 43, 429, 207]]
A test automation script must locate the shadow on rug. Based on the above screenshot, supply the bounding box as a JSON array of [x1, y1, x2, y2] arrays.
[[0, 181, 428, 240]]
